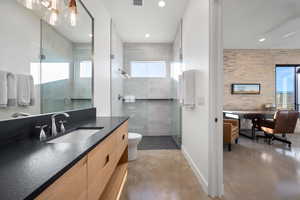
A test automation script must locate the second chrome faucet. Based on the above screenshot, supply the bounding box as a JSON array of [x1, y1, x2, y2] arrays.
[[51, 112, 70, 137]]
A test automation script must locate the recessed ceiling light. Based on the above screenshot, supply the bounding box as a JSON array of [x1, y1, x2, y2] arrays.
[[145, 33, 150, 38], [283, 31, 296, 38], [89, 34, 93, 38], [158, 0, 166, 8], [259, 38, 266, 42]]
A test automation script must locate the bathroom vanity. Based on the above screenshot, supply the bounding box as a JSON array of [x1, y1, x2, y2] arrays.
[[36, 120, 128, 200], [0, 108, 129, 200]]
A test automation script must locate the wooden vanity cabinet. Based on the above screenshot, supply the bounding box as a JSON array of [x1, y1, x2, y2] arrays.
[[35, 157, 88, 200], [35, 121, 128, 200], [87, 129, 119, 200], [115, 122, 128, 159]]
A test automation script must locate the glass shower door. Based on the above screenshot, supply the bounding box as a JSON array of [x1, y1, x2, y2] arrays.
[[170, 62, 183, 147], [40, 20, 73, 113]]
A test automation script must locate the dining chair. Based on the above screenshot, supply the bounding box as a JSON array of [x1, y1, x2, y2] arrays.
[[257, 110, 299, 147]]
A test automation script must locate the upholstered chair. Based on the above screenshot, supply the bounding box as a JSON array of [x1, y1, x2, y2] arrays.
[[258, 110, 299, 147], [224, 119, 239, 151]]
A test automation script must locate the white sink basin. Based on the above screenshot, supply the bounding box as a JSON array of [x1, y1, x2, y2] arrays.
[[47, 129, 100, 144]]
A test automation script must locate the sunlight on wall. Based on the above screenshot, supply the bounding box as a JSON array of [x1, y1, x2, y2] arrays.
[[171, 62, 183, 81], [30, 62, 70, 84]]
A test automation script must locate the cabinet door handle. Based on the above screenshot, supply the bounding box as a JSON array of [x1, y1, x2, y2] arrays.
[[104, 154, 110, 167], [122, 134, 126, 140]]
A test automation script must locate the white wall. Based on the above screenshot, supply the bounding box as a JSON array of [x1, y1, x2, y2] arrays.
[[84, 0, 112, 117], [181, 0, 210, 193], [0, 0, 41, 120]]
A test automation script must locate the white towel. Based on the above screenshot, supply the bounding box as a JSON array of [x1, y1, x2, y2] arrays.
[[17, 74, 35, 106], [7, 73, 17, 106], [183, 70, 196, 109], [29, 75, 35, 106], [178, 75, 183, 104], [0, 71, 8, 108]]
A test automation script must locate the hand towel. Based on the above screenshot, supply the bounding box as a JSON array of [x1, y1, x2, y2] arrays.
[[17, 74, 32, 106], [7, 73, 17, 106], [29, 75, 35, 106], [178, 75, 183, 104], [183, 70, 196, 109], [0, 71, 8, 108]]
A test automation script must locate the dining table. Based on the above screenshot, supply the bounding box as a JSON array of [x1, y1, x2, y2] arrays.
[[223, 110, 276, 139]]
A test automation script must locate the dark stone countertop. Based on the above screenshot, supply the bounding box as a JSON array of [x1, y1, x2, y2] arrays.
[[0, 117, 129, 200]]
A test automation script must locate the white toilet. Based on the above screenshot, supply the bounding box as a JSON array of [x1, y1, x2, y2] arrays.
[[128, 133, 142, 161]]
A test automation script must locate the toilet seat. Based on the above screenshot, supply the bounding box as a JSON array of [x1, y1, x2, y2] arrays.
[[128, 133, 142, 141], [128, 133, 142, 161]]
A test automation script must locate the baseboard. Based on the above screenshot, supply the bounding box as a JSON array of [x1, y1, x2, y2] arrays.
[[181, 145, 208, 194]]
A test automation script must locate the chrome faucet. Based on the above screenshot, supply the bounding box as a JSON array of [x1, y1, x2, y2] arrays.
[[51, 112, 70, 136]]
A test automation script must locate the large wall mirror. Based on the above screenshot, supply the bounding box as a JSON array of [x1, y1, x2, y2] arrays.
[[0, 0, 94, 121]]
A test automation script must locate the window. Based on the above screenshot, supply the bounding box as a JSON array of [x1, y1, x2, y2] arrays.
[[80, 60, 92, 78], [131, 61, 166, 78], [30, 62, 70, 84], [276, 66, 296, 110]]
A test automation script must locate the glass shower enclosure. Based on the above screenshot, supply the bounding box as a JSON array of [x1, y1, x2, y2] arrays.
[[39, 1, 94, 114]]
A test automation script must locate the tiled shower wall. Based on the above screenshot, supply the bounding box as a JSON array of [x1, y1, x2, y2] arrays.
[[124, 100, 173, 136], [123, 43, 174, 136]]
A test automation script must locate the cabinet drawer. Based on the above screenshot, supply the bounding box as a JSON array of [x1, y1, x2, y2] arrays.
[[115, 122, 128, 158], [35, 157, 88, 200], [87, 133, 118, 200]]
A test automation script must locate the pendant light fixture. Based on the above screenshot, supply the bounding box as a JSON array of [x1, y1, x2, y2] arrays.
[[20, 0, 40, 10], [49, 0, 59, 26], [40, 0, 51, 9], [19, 0, 79, 27], [68, 0, 78, 27]]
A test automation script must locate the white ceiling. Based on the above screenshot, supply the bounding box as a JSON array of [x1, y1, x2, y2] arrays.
[[27, 0, 92, 43], [101, 0, 188, 43], [224, 0, 300, 49], [48, 1, 93, 43], [56, 3, 93, 43]]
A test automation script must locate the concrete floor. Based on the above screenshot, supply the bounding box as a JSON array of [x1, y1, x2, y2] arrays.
[[121, 134, 300, 200], [120, 150, 210, 200], [224, 135, 300, 200]]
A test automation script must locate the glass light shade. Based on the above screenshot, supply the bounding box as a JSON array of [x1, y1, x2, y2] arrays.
[[63, 0, 78, 27], [49, 9, 59, 25], [43, 8, 61, 26], [70, 8, 77, 27], [42, 0, 64, 26], [18, 0, 41, 10], [40, 0, 51, 9]]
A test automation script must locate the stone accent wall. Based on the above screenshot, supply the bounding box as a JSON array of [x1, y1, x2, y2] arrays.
[[224, 49, 300, 110]]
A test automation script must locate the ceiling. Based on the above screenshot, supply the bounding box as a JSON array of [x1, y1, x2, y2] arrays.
[[101, 0, 188, 43], [26, 0, 92, 43], [54, 2, 93, 43], [224, 0, 300, 49]]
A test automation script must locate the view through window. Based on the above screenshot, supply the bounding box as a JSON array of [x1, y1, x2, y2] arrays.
[[31, 62, 70, 84], [80, 60, 92, 78], [131, 61, 167, 78], [275, 66, 297, 110]]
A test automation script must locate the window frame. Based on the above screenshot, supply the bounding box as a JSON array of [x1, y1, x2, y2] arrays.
[[130, 60, 167, 78], [275, 65, 300, 110]]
